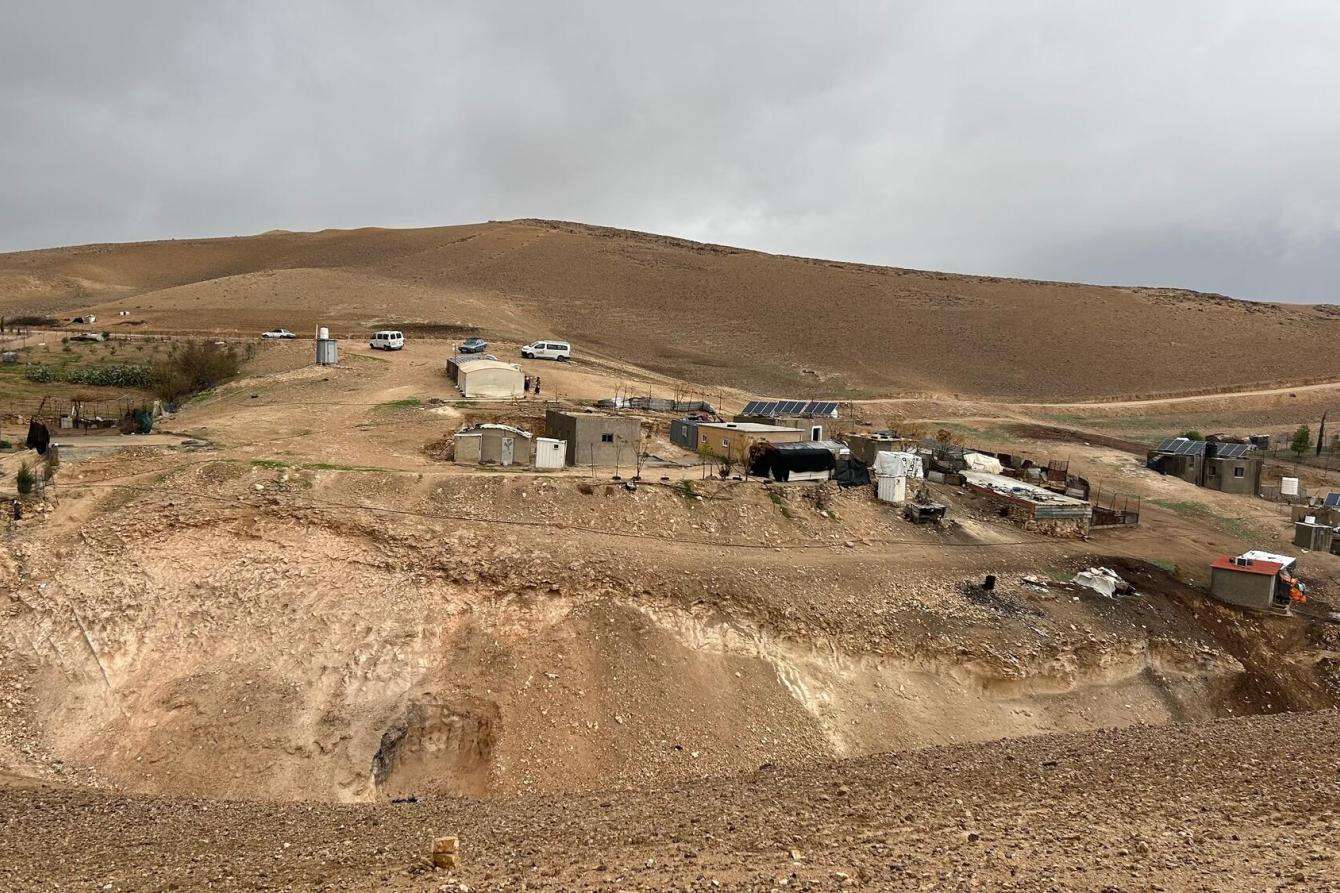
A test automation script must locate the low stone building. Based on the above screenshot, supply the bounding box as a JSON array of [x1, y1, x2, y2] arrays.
[[1208, 552, 1299, 612], [545, 409, 642, 467], [691, 421, 806, 464], [1147, 437, 1262, 496], [453, 424, 534, 466]]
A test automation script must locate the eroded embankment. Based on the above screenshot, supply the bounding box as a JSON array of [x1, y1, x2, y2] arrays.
[[1, 477, 1334, 803]]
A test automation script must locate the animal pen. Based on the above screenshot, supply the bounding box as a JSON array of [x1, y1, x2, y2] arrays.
[[3, 397, 155, 435], [1089, 485, 1141, 527]]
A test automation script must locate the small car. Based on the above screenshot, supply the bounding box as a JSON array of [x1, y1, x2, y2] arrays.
[[521, 340, 571, 361], [262, 328, 296, 339], [369, 330, 405, 350], [459, 337, 489, 354]]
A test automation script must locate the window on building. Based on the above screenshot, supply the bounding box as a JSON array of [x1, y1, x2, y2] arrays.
[[1234, 466, 1245, 478], [600, 433, 614, 443]]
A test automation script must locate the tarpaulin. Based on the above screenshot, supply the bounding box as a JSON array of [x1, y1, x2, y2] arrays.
[[25, 420, 49, 455], [873, 451, 924, 479], [833, 458, 870, 487], [750, 444, 836, 481]]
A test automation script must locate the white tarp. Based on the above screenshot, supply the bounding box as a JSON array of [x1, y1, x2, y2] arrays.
[[1071, 566, 1135, 598], [873, 451, 924, 479], [963, 452, 1004, 475]]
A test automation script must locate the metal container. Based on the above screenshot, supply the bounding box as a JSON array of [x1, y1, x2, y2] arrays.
[[315, 338, 339, 366]]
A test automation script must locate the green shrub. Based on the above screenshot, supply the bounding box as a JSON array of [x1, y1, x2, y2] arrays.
[[150, 340, 241, 402], [16, 462, 34, 496], [1290, 425, 1311, 458]]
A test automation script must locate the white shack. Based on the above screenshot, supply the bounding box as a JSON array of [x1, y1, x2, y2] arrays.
[[446, 354, 525, 398]]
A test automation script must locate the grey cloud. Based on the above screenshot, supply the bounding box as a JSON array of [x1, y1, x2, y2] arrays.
[[2, 0, 1338, 302]]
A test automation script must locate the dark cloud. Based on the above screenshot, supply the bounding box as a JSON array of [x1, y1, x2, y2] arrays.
[[2, 1, 1338, 302]]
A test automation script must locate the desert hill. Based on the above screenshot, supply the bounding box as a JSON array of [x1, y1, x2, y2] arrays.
[[3, 219, 1339, 398]]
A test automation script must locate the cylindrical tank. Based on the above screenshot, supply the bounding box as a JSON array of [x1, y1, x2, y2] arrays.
[[316, 338, 339, 366]]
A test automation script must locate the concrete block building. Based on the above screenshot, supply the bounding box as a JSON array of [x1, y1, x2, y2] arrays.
[[545, 409, 642, 467]]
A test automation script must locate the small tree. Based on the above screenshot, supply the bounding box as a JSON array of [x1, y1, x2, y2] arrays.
[[1290, 425, 1311, 458], [16, 462, 34, 496]]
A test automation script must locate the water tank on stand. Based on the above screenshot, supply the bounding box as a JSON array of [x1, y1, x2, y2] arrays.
[[315, 326, 339, 366]]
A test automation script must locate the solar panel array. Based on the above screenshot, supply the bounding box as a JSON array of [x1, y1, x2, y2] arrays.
[[1324, 492, 1340, 508], [1155, 437, 1252, 459], [741, 399, 840, 418]]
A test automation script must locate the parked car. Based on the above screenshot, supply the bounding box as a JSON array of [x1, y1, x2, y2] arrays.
[[262, 328, 296, 339], [369, 330, 405, 350], [459, 337, 488, 354], [521, 339, 571, 361]]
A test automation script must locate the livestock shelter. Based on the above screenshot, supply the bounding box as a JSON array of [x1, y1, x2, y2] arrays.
[[1147, 437, 1262, 496], [453, 424, 534, 466], [445, 354, 525, 398], [691, 421, 806, 463], [962, 470, 1093, 534], [545, 409, 642, 467], [1209, 553, 1301, 612], [749, 442, 836, 482]]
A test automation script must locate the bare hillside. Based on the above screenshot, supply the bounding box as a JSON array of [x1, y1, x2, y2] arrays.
[[2, 219, 1338, 398]]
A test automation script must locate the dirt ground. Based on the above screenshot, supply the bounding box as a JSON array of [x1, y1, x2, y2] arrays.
[[0, 285, 1337, 888], [0, 711, 1336, 892]]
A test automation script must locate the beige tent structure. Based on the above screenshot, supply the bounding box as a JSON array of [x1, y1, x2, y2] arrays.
[[445, 354, 525, 398]]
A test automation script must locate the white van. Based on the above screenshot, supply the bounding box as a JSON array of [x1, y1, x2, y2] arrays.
[[521, 340, 571, 361], [369, 330, 404, 351]]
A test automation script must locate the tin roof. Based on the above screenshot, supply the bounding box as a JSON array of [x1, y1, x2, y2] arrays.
[[1211, 555, 1282, 576]]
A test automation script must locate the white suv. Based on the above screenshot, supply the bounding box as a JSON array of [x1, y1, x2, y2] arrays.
[[521, 340, 571, 361], [369, 330, 404, 350]]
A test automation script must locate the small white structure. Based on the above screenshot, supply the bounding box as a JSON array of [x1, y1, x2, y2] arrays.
[[534, 437, 566, 470], [876, 475, 907, 504], [874, 451, 924, 479], [1281, 477, 1300, 497]]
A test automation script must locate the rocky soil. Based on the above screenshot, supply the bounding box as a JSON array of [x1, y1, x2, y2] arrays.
[[1, 710, 1337, 891]]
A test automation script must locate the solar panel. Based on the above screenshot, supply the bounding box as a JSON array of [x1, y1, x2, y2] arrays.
[[785, 400, 805, 414], [1324, 492, 1340, 508], [742, 400, 764, 416], [815, 401, 838, 417], [758, 401, 780, 417]]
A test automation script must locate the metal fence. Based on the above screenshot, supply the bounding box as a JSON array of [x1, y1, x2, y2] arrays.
[[1089, 484, 1141, 527]]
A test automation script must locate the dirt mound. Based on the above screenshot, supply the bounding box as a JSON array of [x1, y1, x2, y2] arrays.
[[3, 219, 1338, 398], [3, 459, 1335, 804]]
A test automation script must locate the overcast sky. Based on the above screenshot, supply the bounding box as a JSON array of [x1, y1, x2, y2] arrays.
[[3, 2, 1339, 302]]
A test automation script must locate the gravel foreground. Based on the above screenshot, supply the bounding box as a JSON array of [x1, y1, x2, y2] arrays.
[[2, 711, 1337, 892]]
